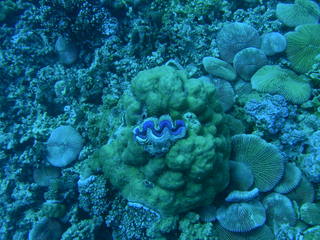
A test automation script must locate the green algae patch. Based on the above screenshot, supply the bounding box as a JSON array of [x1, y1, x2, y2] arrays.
[[88, 66, 231, 215]]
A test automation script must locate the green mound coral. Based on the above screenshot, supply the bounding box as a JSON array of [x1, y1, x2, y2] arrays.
[[251, 65, 312, 104], [88, 66, 231, 215], [286, 24, 320, 73], [276, 0, 320, 27]]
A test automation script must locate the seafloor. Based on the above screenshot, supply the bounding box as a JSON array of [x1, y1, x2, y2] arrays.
[[1, 0, 320, 239]]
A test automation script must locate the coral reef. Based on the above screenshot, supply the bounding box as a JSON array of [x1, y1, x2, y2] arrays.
[[1, 0, 319, 239], [300, 130, 320, 183], [211, 78, 235, 112], [229, 161, 254, 191], [260, 32, 287, 56], [178, 212, 217, 240], [274, 163, 302, 194], [77, 175, 111, 216], [202, 56, 237, 81], [233, 47, 268, 81], [300, 202, 320, 225], [225, 188, 260, 202], [262, 193, 297, 236], [28, 217, 62, 240]]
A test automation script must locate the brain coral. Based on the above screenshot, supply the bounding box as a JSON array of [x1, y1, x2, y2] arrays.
[[286, 23, 320, 73], [276, 0, 320, 27], [251, 65, 311, 104], [216, 22, 261, 63], [89, 65, 231, 215]]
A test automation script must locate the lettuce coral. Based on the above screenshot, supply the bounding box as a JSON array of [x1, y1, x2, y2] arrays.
[[88, 65, 231, 215]]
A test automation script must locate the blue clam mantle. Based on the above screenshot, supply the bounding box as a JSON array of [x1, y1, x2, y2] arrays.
[[133, 115, 187, 155]]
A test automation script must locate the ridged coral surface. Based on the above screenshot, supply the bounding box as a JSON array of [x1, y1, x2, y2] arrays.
[[251, 65, 312, 104], [286, 24, 320, 73]]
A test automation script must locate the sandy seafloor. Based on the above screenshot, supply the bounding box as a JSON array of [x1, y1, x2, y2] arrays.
[[1, 0, 320, 239]]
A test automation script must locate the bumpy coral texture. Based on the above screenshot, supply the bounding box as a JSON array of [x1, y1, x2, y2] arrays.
[[91, 66, 230, 215]]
